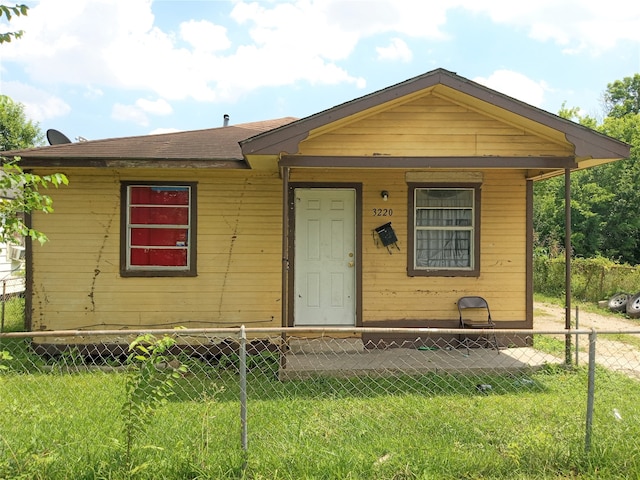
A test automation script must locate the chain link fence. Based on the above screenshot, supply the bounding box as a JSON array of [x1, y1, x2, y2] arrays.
[[0, 277, 25, 334], [1, 323, 640, 478]]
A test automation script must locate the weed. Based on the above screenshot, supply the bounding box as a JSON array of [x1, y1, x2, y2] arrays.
[[121, 333, 188, 471], [0, 350, 12, 371]]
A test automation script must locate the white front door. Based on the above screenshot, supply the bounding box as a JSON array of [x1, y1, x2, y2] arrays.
[[294, 188, 356, 326]]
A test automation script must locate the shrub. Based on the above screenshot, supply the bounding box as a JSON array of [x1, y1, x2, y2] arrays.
[[534, 254, 640, 302]]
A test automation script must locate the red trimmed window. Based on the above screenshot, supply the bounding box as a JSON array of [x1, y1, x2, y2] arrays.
[[121, 183, 196, 276]]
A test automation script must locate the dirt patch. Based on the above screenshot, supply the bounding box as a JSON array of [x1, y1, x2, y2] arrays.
[[534, 302, 640, 374], [534, 302, 640, 331]]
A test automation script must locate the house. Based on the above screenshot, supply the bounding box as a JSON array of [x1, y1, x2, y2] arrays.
[[0, 186, 26, 297], [0, 243, 25, 297], [6, 68, 630, 351]]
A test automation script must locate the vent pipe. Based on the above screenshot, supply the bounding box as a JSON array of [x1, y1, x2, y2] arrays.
[[223, 114, 229, 127]]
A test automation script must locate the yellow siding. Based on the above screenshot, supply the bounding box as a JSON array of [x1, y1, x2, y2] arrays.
[[30, 131, 530, 332], [30, 169, 283, 331], [300, 94, 573, 158], [290, 168, 528, 324]]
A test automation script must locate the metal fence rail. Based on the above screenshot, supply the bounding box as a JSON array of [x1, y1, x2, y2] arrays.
[[1, 326, 640, 478]]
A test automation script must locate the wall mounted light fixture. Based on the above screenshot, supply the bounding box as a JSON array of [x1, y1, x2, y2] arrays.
[[381, 190, 389, 202]]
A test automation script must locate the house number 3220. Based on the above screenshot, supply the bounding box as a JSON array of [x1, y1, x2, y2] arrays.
[[373, 208, 393, 216]]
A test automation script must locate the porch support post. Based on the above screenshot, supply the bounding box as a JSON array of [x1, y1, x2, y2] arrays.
[[281, 166, 290, 328], [565, 168, 572, 365]]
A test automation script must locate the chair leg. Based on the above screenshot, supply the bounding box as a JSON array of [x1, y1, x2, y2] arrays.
[[459, 326, 470, 356], [491, 331, 500, 353], [464, 330, 499, 354]]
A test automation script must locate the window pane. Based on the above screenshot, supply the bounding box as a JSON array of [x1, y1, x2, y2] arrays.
[[131, 228, 188, 246], [130, 186, 189, 205], [416, 209, 472, 227], [124, 183, 194, 273], [130, 247, 187, 267], [130, 206, 189, 225], [416, 189, 473, 207], [415, 230, 471, 268]]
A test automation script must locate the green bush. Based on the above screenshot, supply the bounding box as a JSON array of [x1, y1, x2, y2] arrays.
[[534, 254, 640, 302]]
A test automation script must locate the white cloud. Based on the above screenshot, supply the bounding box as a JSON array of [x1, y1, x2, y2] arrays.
[[3, 0, 371, 103], [2, 0, 638, 117], [376, 38, 412, 62], [136, 98, 172, 116], [0, 81, 71, 122], [111, 97, 173, 126], [324, 0, 450, 39], [148, 127, 181, 135], [180, 19, 231, 52], [3, 0, 385, 103], [112, 103, 149, 126], [83, 85, 104, 100], [455, 0, 640, 54], [474, 70, 547, 107]]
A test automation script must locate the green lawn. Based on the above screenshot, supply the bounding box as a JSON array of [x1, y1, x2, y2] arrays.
[[2, 297, 640, 478], [1, 351, 640, 479]]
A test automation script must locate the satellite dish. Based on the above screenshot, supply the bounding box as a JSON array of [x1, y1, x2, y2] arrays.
[[46, 129, 72, 145]]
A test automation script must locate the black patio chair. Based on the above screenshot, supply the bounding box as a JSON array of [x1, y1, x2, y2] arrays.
[[457, 296, 500, 355]]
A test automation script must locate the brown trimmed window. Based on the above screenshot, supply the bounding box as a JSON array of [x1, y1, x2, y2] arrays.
[[120, 182, 197, 277], [408, 183, 480, 277]]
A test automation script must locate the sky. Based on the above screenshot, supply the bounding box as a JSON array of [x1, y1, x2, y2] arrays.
[[1, 0, 639, 144]]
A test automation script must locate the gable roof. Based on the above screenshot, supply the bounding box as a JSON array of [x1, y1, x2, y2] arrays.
[[6, 117, 297, 168], [5, 68, 630, 176], [240, 68, 630, 176]]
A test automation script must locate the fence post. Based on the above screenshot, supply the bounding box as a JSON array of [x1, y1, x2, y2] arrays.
[[239, 325, 248, 453], [1, 280, 6, 333], [585, 329, 597, 452], [575, 306, 579, 365]]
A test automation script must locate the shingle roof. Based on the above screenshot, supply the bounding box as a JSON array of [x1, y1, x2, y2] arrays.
[[4, 117, 297, 167], [4, 68, 631, 173]]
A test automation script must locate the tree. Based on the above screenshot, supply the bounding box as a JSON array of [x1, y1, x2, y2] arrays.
[[586, 114, 640, 262], [0, 161, 68, 245], [1, 4, 69, 245], [0, 3, 28, 43], [603, 74, 640, 119], [0, 95, 44, 150], [534, 79, 640, 264]]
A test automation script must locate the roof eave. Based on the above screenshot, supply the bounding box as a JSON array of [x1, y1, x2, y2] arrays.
[[6, 157, 249, 169], [239, 68, 631, 162]]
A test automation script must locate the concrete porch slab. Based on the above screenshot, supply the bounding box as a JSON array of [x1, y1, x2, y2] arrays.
[[279, 339, 561, 380]]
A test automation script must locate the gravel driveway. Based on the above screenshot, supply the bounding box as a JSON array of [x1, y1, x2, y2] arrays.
[[534, 302, 640, 378], [534, 302, 640, 331]]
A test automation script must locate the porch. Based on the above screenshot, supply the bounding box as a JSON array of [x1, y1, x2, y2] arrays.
[[279, 336, 562, 380]]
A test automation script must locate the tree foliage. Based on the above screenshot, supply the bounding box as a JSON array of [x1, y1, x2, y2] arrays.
[[1, 159, 69, 245], [603, 74, 640, 118], [0, 3, 28, 43], [1, 3, 69, 245], [534, 75, 640, 264], [0, 95, 44, 150]]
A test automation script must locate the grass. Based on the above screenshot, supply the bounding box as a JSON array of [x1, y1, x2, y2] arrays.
[[2, 297, 640, 478], [0, 296, 25, 333], [1, 347, 640, 479]]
